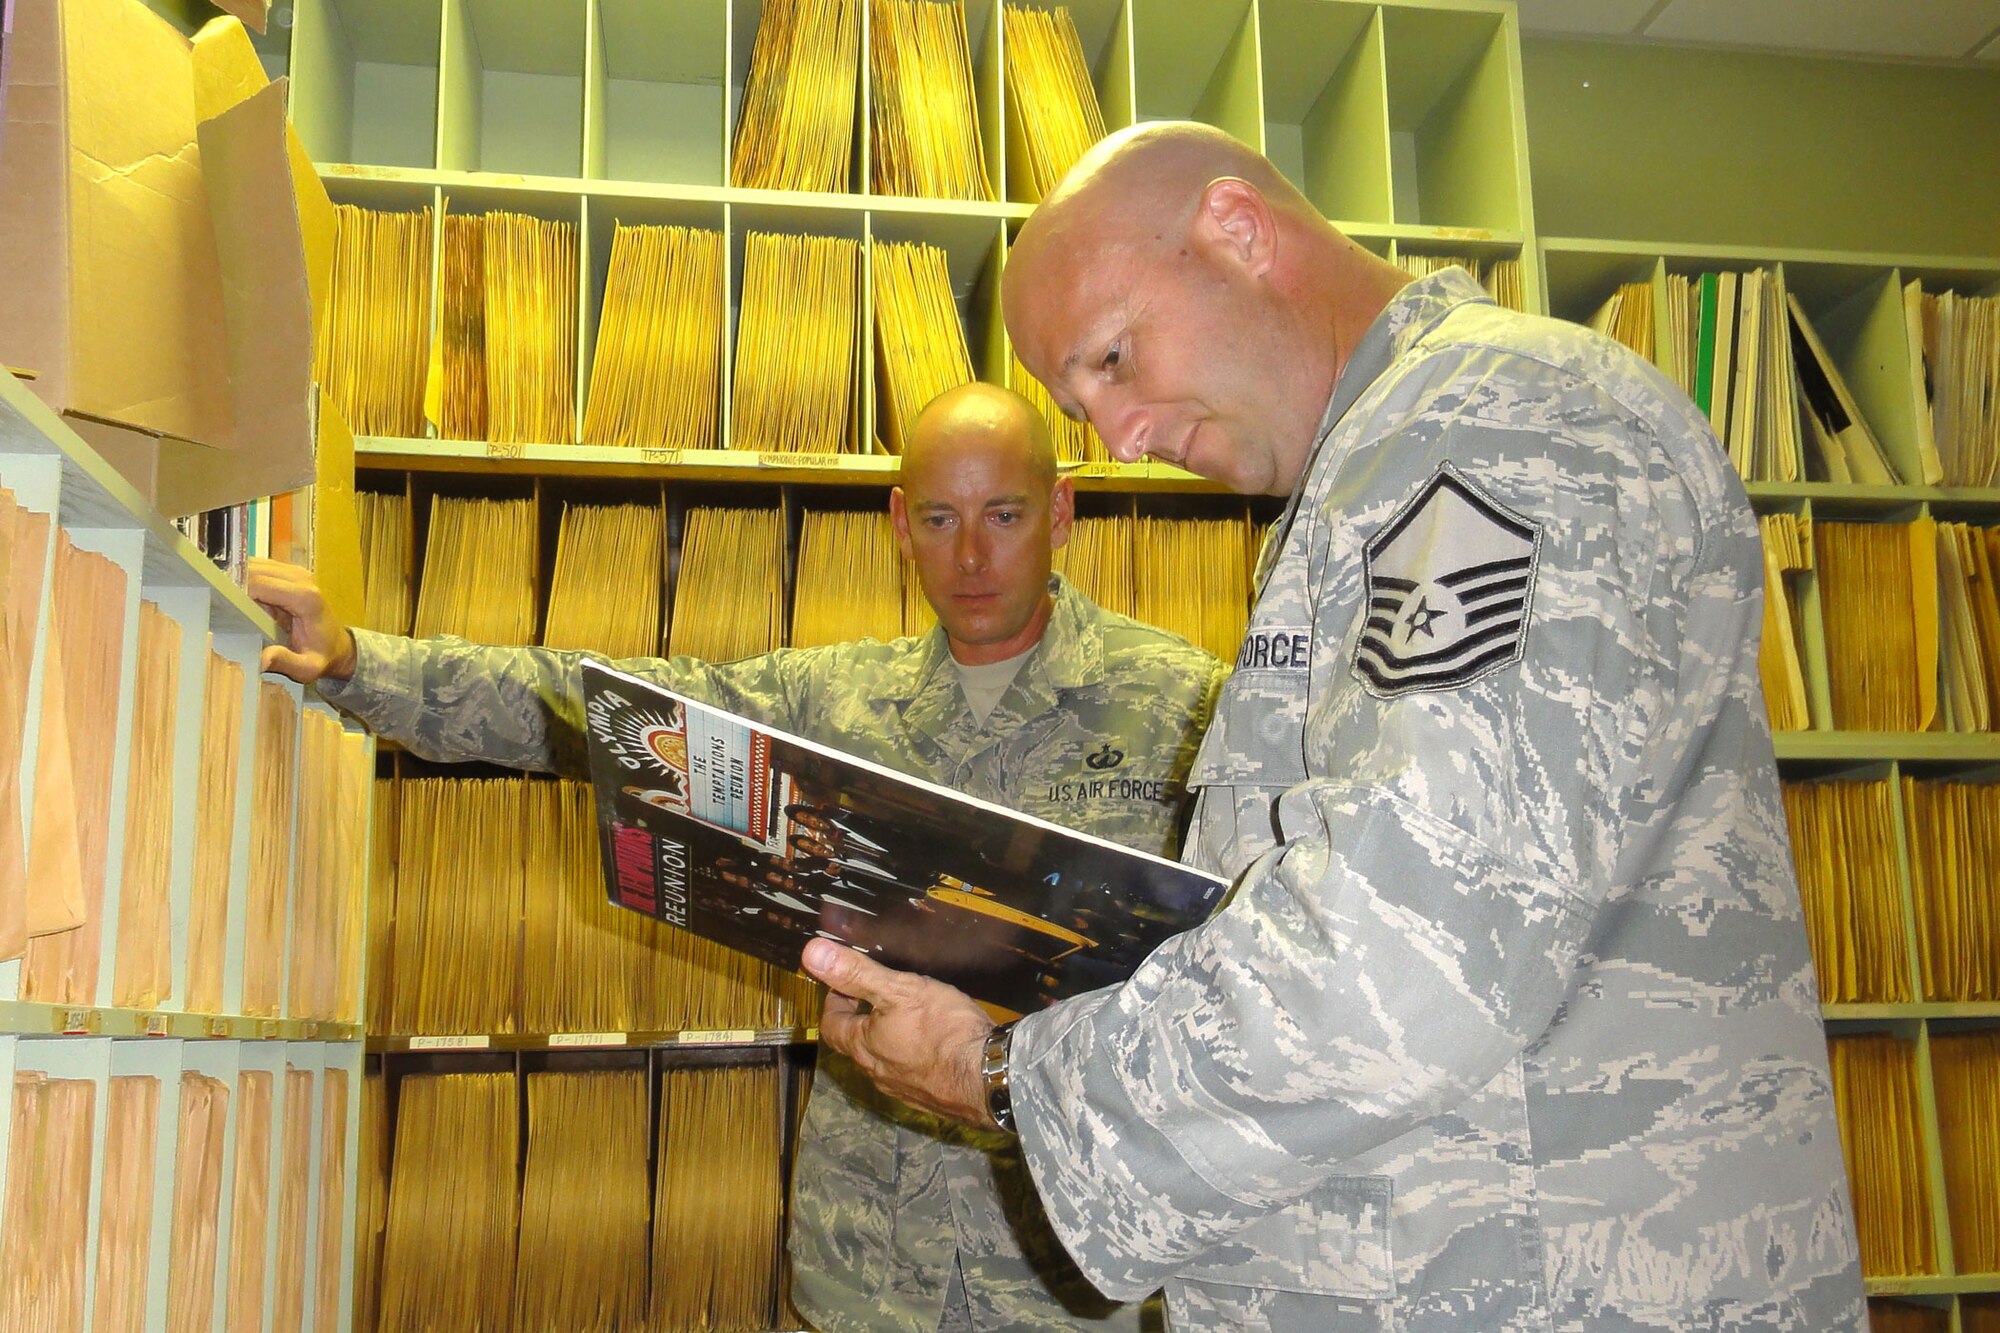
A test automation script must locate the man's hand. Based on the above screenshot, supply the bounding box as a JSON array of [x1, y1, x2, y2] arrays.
[[803, 939, 1000, 1129], [247, 558, 358, 684]]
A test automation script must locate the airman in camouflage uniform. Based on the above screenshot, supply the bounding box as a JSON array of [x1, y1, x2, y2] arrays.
[[801, 125, 1867, 1332], [251, 384, 1225, 1333]]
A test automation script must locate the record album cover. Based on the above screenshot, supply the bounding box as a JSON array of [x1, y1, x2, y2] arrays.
[[580, 660, 1228, 1016]]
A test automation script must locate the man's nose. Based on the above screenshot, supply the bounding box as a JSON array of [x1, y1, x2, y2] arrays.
[[955, 526, 988, 572], [1078, 389, 1146, 463]]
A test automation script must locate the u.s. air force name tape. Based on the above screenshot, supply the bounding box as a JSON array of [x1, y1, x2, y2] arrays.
[[1236, 627, 1312, 672]]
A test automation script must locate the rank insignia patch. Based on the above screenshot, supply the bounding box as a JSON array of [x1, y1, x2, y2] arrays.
[[1353, 462, 1542, 698]]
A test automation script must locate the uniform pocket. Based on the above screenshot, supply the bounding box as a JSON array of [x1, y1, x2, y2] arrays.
[[1176, 1175, 1395, 1301], [1189, 656, 1313, 793], [788, 1058, 898, 1296]]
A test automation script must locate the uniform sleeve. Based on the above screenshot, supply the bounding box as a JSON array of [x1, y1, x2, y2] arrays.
[[1008, 374, 1703, 1296], [1195, 653, 1229, 726], [318, 628, 817, 778]]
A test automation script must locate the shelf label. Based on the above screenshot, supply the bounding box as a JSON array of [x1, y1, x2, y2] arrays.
[[407, 1034, 491, 1051], [208, 1017, 232, 1038], [484, 439, 525, 460], [547, 1031, 625, 1048], [302, 1021, 321, 1039], [640, 447, 681, 466], [143, 1013, 169, 1037], [757, 452, 841, 470], [678, 1029, 757, 1046], [58, 1008, 96, 1035], [257, 1019, 280, 1039]]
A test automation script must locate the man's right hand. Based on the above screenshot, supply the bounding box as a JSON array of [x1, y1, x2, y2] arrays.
[[247, 558, 359, 683]]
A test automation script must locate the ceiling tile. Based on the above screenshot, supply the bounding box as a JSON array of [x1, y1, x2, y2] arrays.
[[1513, 0, 1663, 38], [1644, 0, 2000, 60]]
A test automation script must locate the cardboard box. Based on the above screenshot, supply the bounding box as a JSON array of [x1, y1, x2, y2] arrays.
[[1, 1, 18, 160], [0, 0, 321, 516], [309, 387, 364, 627], [215, 0, 268, 34]]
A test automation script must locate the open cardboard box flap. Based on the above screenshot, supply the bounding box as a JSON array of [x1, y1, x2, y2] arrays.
[[0, 0, 323, 516], [214, 0, 268, 35]]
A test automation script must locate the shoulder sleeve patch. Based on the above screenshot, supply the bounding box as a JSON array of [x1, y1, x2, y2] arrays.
[[1353, 461, 1543, 698]]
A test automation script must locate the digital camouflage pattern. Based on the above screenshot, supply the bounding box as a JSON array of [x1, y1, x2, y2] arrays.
[[1007, 270, 1867, 1331], [320, 575, 1225, 1333]]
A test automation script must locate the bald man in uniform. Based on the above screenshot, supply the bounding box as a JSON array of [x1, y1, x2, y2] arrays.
[[252, 382, 1225, 1333], [800, 124, 1866, 1332]]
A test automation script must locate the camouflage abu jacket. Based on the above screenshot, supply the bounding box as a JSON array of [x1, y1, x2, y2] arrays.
[[1007, 270, 1866, 1331], [319, 574, 1225, 1333]]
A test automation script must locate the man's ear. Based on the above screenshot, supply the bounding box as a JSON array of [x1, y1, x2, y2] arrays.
[[889, 486, 915, 559], [1194, 177, 1276, 277], [1047, 476, 1075, 551]]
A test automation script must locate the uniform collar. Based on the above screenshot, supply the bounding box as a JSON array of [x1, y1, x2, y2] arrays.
[[1318, 267, 1491, 465], [1257, 268, 1494, 589], [896, 574, 1101, 744]]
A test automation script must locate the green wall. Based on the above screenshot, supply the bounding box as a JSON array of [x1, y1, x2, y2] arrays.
[[1522, 37, 2000, 258]]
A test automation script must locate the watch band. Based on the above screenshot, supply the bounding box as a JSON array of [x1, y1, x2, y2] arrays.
[[980, 1020, 1018, 1133]]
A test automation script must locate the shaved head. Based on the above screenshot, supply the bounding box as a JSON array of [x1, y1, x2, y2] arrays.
[[903, 381, 1056, 490], [1004, 122, 1321, 357], [891, 381, 1073, 666], [1000, 121, 1408, 496], [1022, 121, 1312, 265]]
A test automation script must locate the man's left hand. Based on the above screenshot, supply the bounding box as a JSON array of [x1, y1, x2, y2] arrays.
[[803, 939, 999, 1129]]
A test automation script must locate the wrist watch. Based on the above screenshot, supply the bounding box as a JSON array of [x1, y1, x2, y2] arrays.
[[980, 1020, 1018, 1132]]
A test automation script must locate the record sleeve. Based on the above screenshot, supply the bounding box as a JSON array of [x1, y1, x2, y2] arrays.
[[580, 660, 1228, 1016]]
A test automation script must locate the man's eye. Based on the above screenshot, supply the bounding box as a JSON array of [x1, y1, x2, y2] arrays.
[[1101, 343, 1122, 371], [992, 511, 1020, 525]]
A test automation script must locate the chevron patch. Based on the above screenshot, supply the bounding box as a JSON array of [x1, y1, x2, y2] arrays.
[[1353, 462, 1542, 698]]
